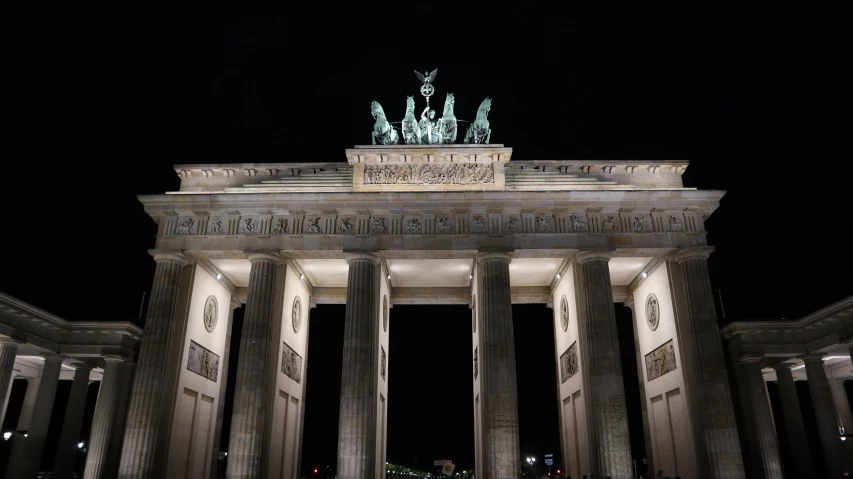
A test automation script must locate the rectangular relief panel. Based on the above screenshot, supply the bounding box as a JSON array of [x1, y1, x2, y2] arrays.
[[645, 339, 677, 382], [559, 342, 579, 384], [381, 346, 387, 381], [281, 341, 303, 383], [187, 340, 220, 382]]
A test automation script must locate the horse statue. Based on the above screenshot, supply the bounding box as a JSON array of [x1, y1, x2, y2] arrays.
[[401, 96, 422, 144], [464, 98, 492, 144], [438, 93, 457, 144], [371, 101, 399, 145]]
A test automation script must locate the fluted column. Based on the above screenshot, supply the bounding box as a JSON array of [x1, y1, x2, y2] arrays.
[[478, 252, 521, 479], [674, 250, 745, 477], [738, 356, 782, 478], [577, 251, 631, 478], [828, 378, 853, 473], [226, 252, 282, 479], [53, 363, 94, 478], [118, 252, 189, 478], [337, 253, 381, 479], [84, 356, 136, 479], [5, 353, 65, 479], [624, 298, 655, 477], [771, 363, 815, 478], [803, 353, 845, 478], [210, 298, 241, 479], [0, 338, 20, 426]]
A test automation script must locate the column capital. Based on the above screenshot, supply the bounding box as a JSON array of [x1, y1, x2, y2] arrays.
[[148, 250, 190, 266], [673, 247, 714, 263], [624, 296, 635, 309], [827, 376, 847, 384], [230, 297, 243, 310], [42, 353, 65, 362], [772, 362, 795, 372], [576, 250, 613, 264], [344, 252, 381, 264], [477, 251, 513, 264], [71, 362, 94, 372], [739, 354, 763, 364], [246, 251, 283, 264], [101, 354, 128, 364], [801, 351, 826, 363], [0, 336, 24, 346]]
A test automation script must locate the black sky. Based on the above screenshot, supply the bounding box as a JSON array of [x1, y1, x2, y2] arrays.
[[3, 0, 851, 476]]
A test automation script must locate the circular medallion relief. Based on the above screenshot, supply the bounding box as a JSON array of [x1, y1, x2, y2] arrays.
[[560, 295, 569, 332], [646, 293, 660, 331], [292, 296, 302, 333], [203, 296, 218, 333], [383, 295, 389, 332], [472, 296, 477, 333]]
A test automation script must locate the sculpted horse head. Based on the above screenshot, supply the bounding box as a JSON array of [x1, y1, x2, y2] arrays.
[[402, 96, 422, 144], [443, 93, 455, 116], [406, 96, 416, 114], [371, 100, 387, 121], [477, 98, 491, 119]]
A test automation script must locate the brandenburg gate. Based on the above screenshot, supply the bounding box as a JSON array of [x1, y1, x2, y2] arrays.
[[115, 126, 747, 479]]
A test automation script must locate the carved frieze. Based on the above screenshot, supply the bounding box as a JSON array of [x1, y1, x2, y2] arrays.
[[176, 217, 197, 235], [632, 214, 652, 233], [536, 216, 553, 232], [667, 214, 685, 232], [474, 346, 478, 379], [568, 215, 588, 232], [239, 217, 259, 234], [304, 217, 323, 234], [560, 342, 579, 383], [371, 216, 388, 234], [207, 218, 226, 235], [436, 216, 454, 233], [364, 163, 495, 186], [504, 215, 521, 233], [338, 217, 355, 234], [471, 215, 487, 232], [380, 346, 387, 381], [601, 214, 621, 232], [281, 341, 302, 383], [405, 218, 423, 234], [187, 340, 219, 382], [645, 339, 677, 381], [272, 217, 290, 234]]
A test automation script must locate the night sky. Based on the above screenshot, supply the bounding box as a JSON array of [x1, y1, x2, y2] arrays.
[[3, 0, 851, 477]]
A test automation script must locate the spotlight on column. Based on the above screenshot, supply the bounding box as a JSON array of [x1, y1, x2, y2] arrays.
[[24, 434, 28, 438], [2, 432, 10, 440], [78, 441, 84, 449], [387, 274, 391, 280], [469, 274, 473, 279], [300, 273, 305, 280], [556, 273, 561, 279], [642, 271, 648, 278], [216, 273, 222, 280]]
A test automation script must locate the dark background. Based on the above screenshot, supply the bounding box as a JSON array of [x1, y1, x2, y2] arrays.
[[2, 0, 850, 476]]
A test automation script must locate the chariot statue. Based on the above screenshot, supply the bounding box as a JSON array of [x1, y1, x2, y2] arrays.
[[370, 101, 399, 145], [464, 98, 491, 144]]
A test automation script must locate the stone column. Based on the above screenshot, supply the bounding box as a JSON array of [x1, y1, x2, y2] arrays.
[[337, 253, 381, 479], [118, 251, 189, 479], [802, 353, 845, 478], [15, 377, 40, 433], [210, 298, 241, 479], [624, 298, 655, 477], [84, 357, 136, 479], [226, 252, 281, 479], [477, 252, 521, 479], [828, 378, 853, 473], [0, 338, 20, 426], [576, 251, 631, 477], [5, 353, 65, 479], [771, 363, 815, 478], [52, 363, 94, 478], [674, 250, 745, 477], [738, 356, 782, 478]]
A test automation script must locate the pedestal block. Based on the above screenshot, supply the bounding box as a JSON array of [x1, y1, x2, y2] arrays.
[[5, 353, 64, 479], [226, 253, 282, 479], [84, 357, 136, 479], [53, 364, 94, 479], [771, 364, 815, 478], [337, 253, 381, 479], [577, 251, 631, 478], [118, 252, 189, 478], [675, 251, 745, 477], [478, 252, 522, 479]]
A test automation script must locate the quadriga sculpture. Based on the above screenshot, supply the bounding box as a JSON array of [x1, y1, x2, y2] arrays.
[[370, 100, 399, 145], [438, 93, 457, 144], [401, 96, 422, 145], [464, 98, 491, 144]]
